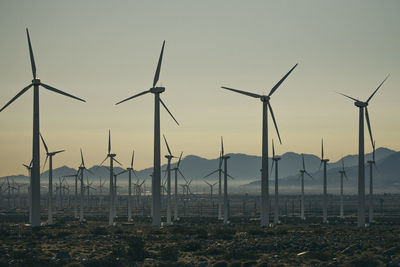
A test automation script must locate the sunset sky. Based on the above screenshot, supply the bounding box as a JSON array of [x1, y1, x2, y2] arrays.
[[0, 0, 399, 177]]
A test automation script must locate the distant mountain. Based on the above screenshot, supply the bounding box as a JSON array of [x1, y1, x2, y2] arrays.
[[1, 147, 398, 193]]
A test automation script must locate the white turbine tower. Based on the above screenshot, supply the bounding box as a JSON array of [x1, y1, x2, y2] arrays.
[[299, 154, 313, 220], [163, 135, 176, 226], [0, 28, 86, 227], [126, 150, 139, 221], [98, 130, 122, 226], [171, 152, 185, 221], [204, 180, 218, 209], [115, 41, 179, 227], [221, 64, 298, 227], [338, 159, 348, 218], [338, 75, 389, 227], [368, 141, 377, 223], [40, 133, 65, 225], [270, 140, 281, 225], [320, 139, 329, 224], [78, 149, 92, 222]]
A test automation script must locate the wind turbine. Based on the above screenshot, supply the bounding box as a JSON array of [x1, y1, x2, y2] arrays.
[[320, 139, 329, 223], [113, 170, 127, 220], [338, 75, 389, 227], [23, 161, 33, 222], [171, 152, 185, 221], [98, 177, 106, 208], [204, 180, 218, 208], [221, 137, 231, 224], [116, 41, 179, 227], [78, 149, 92, 222], [40, 133, 65, 225], [299, 154, 313, 220], [338, 159, 348, 218], [270, 139, 281, 225], [98, 130, 122, 226], [367, 140, 377, 223], [163, 135, 177, 225], [204, 138, 232, 220], [221, 64, 298, 227], [0, 29, 86, 227], [63, 171, 79, 218], [126, 150, 138, 221]]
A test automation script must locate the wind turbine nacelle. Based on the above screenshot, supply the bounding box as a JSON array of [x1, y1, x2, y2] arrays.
[[32, 78, 41, 85], [355, 101, 367, 108], [150, 87, 165, 93]]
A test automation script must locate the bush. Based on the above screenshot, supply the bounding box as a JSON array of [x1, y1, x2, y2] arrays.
[[225, 248, 257, 260], [160, 246, 179, 261], [349, 252, 383, 267], [213, 228, 236, 240], [183, 241, 202, 252], [127, 236, 147, 261]]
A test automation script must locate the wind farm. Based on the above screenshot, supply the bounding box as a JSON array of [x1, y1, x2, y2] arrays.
[[1, 1, 400, 266]]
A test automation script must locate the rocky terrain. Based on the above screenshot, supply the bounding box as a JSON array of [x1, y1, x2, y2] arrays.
[[1, 214, 400, 267]]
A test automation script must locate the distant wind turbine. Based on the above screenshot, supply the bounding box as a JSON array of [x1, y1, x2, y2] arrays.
[[320, 139, 329, 223], [126, 150, 138, 221], [40, 133, 65, 225], [115, 41, 179, 227], [270, 140, 281, 225], [78, 149, 93, 222], [171, 152, 185, 221], [204, 180, 218, 208], [299, 154, 313, 220], [221, 64, 298, 226], [338, 75, 389, 227], [0, 28, 86, 227], [338, 159, 348, 218], [98, 130, 122, 226], [163, 135, 176, 226]]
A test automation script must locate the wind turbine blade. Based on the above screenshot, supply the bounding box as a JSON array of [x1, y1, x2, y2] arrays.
[[268, 103, 282, 144], [0, 84, 33, 112], [41, 83, 86, 102], [344, 172, 348, 181], [373, 140, 376, 162], [153, 40, 165, 87], [80, 148, 85, 167], [131, 149, 134, 169], [319, 161, 322, 171], [160, 98, 179, 126], [117, 170, 127, 176], [272, 139, 275, 158], [270, 160, 275, 176], [365, 107, 374, 149], [113, 157, 123, 166], [98, 156, 108, 168], [203, 169, 218, 179], [221, 136, 224, 156], [302, 154, 305, 170], [115, 90, 151, 105], [108, 130, 111, 154], [366, 74, 389, 103], [268, 63, 298, 97], [178, 169, 187, 182], [222, 171, 234, 180], [26, 28, 36, 79], [132, 169, 140, 180], [219, 153, 223, 169], [177, 151, 183, 168], [53, 150, 65, 155], [337, 92, 360, 102], [305, 171, 313, 179], [39, 133, 49, 153], [42, 155, 49, 173], [204, 180, 211, 186], [163, 134, 172, 156], [86, 169, 94, 175], [321, 139, 324, 160], [221, 86, 261, 98]]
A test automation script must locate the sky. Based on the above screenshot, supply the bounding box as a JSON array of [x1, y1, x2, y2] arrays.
[[0, 0, 399, 177]]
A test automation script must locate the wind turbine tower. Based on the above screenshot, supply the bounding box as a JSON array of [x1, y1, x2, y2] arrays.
[[368, 141, 376, 223], [338, 160, 348, 218], [271, 140, 281, 225], [299, 154, 313, 220], [320, 139, 329, 223]]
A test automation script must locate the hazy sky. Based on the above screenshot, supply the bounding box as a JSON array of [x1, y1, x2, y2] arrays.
[[0, 0, 399, 177]]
